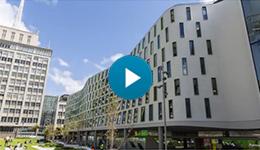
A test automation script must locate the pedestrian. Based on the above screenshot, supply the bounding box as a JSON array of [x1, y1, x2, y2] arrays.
[[91, 144, 95, 150], [4, 138, 8, 146]]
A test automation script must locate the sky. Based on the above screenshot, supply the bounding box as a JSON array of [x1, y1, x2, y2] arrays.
[[0, 0, 211, 96]]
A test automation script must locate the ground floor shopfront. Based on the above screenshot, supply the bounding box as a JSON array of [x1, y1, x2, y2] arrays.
[[66, 127, 260, 149]]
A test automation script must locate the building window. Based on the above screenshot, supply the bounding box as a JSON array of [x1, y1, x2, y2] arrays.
[[207, 40, 212, 55], [170, 9, 175, 22], [196, 22, 202, 37], [149, 104, 153, 121], [153, 86, 157, 101], [154, 25, 156, 37], [165, 27, 169, 43], [174, 79, 180, 96], [134, 108, 138, 123], [145, 92, 149, 103], [163, 82, 167, 98], [157, 35, 160, 49], [185, 98, 192, 118], [193, 78, 199, 95], [158, 67, 162, 82], [172, 42, 177, 57], [148, 31, 150, 43], [179, 23, 185, 38], [27, 36, 32, 44], [182, 57, 188, 75], [161, 48, 165, 62], [160, 17, 164, 30], [211, 78, 218, 95], [144, 47, 147, 59], [166, 61, 172, 78], [202, 6, 208, 20], [189, 40, 195, 55], [11, 32, 15, 41], [200, 57, 206, 75], [169, 99, 173, 119], [204, 98, 211, 118], [158, 102, 162, 120], [141, 106, 145, 122], [138, 98, 142, 106], [19, 34, 24, 42], [153, 53, 157, 67], [2, 30, 7, 39], [186, 7, 191, 20], [150, 41, 154, 55], [142, 38, 145, 49]]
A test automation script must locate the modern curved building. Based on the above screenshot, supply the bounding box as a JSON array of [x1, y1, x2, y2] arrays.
[[65, 0, 260, 149]]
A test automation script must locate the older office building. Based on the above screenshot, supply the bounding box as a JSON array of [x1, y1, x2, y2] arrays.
[[65, 0, 260, 149], [0, 0, 52, 137], [54, 94, 68, 129]]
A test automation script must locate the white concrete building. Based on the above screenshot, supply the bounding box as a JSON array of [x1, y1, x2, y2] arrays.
[[0, 0, 52, 137], [54, 94, 68, 129], [65, 0, 260, 149]]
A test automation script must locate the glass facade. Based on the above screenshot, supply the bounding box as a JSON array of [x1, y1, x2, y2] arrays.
[[241, 0, 260, 90]]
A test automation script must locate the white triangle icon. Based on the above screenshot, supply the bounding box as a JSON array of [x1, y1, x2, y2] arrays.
[[125, 68, 141, 88]]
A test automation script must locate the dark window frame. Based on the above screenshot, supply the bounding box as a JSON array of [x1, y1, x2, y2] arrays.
[[185, 98, 192, 118], [186, 7, 192, 20], [196, 22, 202, 37], [174, 79, 181, 96], [204, 98, 211, 118], [179, 22, 185, 38]]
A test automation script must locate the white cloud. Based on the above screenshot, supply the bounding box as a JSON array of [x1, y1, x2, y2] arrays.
[[94, 63, 106, 71], [83, 58, 89, 64], [100, 53, 124, 65], [34, 0, 58, 6], [49, 67, 88, 94], [57, 58, 69, 67], [0, 0, 28, 31], [83, 53, 124, 71], [199, 0, 214, 3]]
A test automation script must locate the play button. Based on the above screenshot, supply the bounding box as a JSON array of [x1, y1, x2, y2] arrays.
[[125, 68, 140, 88], [108, 55, 152, 100]]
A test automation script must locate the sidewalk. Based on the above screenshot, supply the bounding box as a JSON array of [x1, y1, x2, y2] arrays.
[[32, 146, 55, 150], [55, 141, 91, 150]]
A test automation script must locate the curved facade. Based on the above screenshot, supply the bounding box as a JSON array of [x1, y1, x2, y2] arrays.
[[65, 0, 260, 147]]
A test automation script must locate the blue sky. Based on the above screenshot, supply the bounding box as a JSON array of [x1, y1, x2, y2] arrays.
[[4, 0, 205, 95]]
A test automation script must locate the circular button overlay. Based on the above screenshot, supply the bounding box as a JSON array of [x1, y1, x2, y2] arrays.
[[108, 55, 152, 100]]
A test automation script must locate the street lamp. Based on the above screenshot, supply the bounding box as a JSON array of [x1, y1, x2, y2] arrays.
[[157, 65, 169, 150]]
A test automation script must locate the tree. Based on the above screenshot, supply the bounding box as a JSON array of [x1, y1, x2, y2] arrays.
[[32, 124, 40, 136], [44, 124, 55, 141], [54, 127, 62, 139]]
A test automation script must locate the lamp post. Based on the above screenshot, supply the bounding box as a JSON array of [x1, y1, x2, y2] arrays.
[[157, 65, 169, 150]]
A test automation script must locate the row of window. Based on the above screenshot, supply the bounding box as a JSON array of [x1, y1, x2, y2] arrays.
[[1, 117, 20, 123], [23, 109, 40, 115], [173, 78, 218, 96], [154, 57, 209, 83], [185, 98, 211, 119], [1, 29, 32, 44], [132, 5, 209, 56], [152, 77, 218, 102], [116, 97, 212, 125], [170, 6, 208, 23], [148, 39, 212, 69]]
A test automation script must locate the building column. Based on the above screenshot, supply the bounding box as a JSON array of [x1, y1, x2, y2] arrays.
[[77, 131, 80, 145], [123, 128, 128, 149], [158, 127, 163, 149], [94, 130, 97, 148], [85, 131, 88, 146]]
